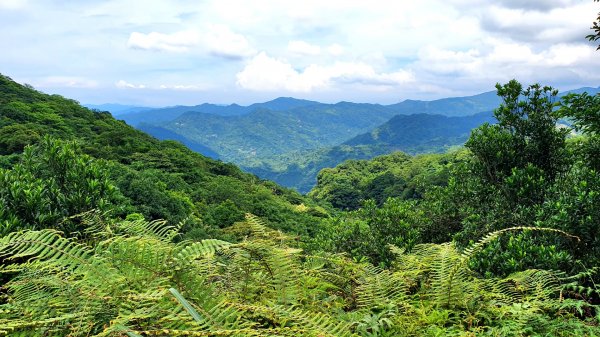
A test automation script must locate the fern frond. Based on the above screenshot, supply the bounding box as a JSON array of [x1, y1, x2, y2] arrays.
[[241, 213, 290, 243], [116, 218, 181, 242], [355, 268, 409, 308], [271, 305, 357, 337], [175, 239, 233, 263], [0, 229, 91, 270], [461, 226, 580, 262]]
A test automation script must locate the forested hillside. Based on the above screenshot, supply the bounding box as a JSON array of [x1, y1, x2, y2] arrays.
[[158, 102, 398, 166], [309, 81, 600, 276], [0, 74, 327, 239], [245, 111, 496, 193], [309, 150, 470, 209]]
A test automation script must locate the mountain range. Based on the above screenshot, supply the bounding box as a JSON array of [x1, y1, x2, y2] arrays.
[[92, 86, 600, 193]]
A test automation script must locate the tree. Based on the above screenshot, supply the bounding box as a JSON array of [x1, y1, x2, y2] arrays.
[[0, 137, 119, 235], [588, 0, 600, 49]]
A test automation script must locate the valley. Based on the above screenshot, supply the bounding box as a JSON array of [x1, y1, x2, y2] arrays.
[[101, 87, 599, 192]]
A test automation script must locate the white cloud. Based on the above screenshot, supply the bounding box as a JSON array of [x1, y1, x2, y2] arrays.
[[127, 25, 254, 59], [412, 38, 600, 93], [33, 76, 98, 88], [480, 3, 596, 43], [159, 84, 208, 91], [287, 40, 321, 56], [327, 44, 344, 56], [2, 0, 599, 105], [116, 80, 146, 89], [203, 24, 255, 59], [127, 30, 200, 52], [236, 52, 414, 92]]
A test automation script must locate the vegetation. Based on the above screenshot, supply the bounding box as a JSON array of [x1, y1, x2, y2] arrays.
[[1, 9, 600, 334], [125, 88, 597, 193], [1, 214, 598, 336], [311, 80, 600, 283], [309, 150, 470, 210], [0, 74, 327, 239], [245, 111, 492, 193]]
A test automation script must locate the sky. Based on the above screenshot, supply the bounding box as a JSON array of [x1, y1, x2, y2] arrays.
[[1, 0, 599, 106]]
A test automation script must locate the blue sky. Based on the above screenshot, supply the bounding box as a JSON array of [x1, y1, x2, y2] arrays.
[[1, 0, 599, 106]]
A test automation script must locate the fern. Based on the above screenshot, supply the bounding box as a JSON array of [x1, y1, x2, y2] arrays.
[[1, 216, 597, 336]]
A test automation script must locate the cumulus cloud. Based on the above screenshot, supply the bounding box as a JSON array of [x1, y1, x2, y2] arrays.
[[480, 3, 595, 43], [127, 25, 254, 59], [203, 24, 255, 59], [34, 76, 98, 88], [413, 38, 599, 90], [287, 40, 321, 56], [3, 0, 599, 105], [127, 30, 200, 52], [236, 52, 414, 92], [115, 80, 146, 89]]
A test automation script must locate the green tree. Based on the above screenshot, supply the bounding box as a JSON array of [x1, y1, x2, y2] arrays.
[[0, 137, 119, 235], [587, 0, 600, 49]]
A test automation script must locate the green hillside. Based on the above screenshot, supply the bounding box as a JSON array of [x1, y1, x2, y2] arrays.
[[245, 111, 496, 193], [160, 102, 398, 166], [308, 150, 471, 209], [0, 74, 327, 238]]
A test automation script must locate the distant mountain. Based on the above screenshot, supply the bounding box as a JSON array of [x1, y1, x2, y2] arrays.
[[84, 103, 152, 116], [384, 87, 600, 117], [560, 86, 600, 96], [137, 123, 220, 159], [388, 91, 501, 117], [115, 97, 321, 127], [344, 111, 496, 149], [157, 102, 398, 166], [245, 111, 497, 193]]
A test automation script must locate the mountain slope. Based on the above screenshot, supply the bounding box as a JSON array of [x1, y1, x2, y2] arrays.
[[161, 102, 398, 166], [0, 74, 327, 236], [388, 91, 501, 117], [308, 149, 470, 209], [244, 111, 496, 193], [344, 110, 496, 150]]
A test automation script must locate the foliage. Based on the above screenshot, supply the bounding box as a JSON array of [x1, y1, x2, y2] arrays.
[[0, 137, 119, 235], [0, 74, 327, 239], [1, 215, 598, 336], [310, 198, 427, 267], [310, 80, 600, 281], [309, 150, 469, 210], [587, 0, 600, 49]]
